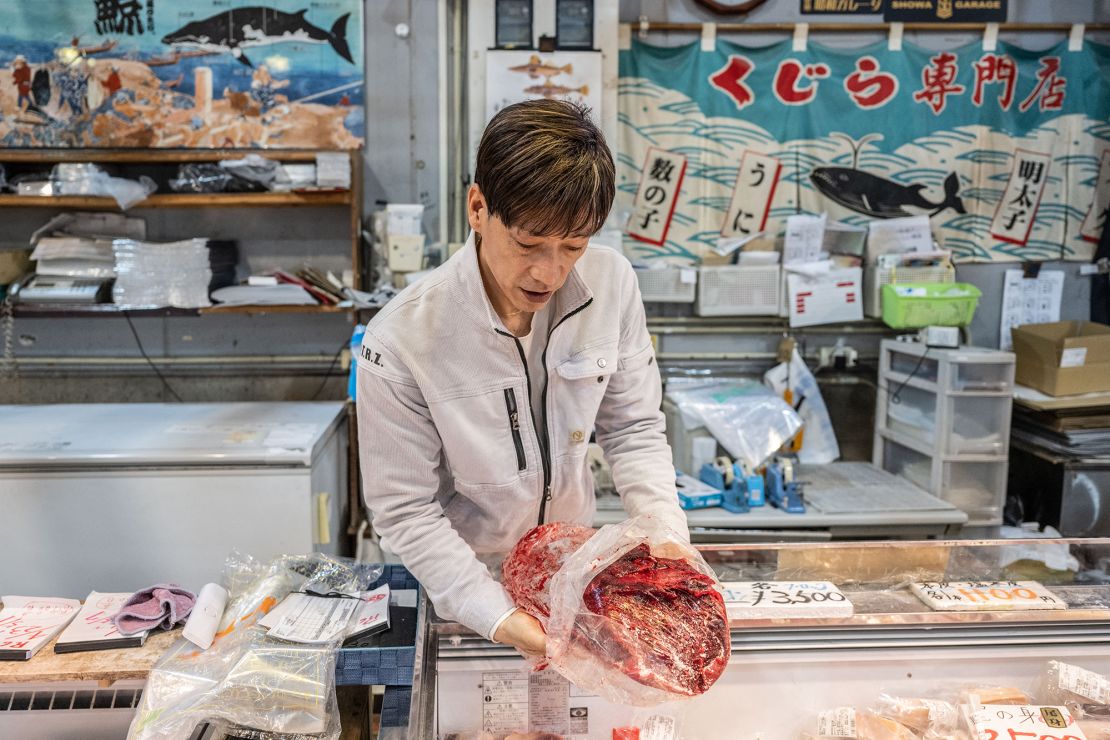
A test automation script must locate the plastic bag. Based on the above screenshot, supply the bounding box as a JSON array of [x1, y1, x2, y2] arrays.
[[1038, 660, 1110, 731], [128, 552, 376, 740], [502, 515, 731, 707], [764, 347, 840, 464], [219, 154, 285, 189], [50, 163, 156, 210], [169, 163, 235, 193], [665, 380, 802, 469], [112, 238, 212, 308]]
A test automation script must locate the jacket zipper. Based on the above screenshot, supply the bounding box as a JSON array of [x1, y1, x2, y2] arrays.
[[503, 388, 526, 471], [536, 297, 594, 525], [495, 295, 593, 527]]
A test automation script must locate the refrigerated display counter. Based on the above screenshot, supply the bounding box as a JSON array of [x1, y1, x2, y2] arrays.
[[395, 538, 1110, 739]]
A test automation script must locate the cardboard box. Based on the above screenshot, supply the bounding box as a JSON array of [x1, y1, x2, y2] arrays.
[[1011, 321, 1110, 396]]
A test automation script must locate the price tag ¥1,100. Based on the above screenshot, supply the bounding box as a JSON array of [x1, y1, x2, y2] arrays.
[[721, 581, 854, 619], [911, 581, 1067, 612]]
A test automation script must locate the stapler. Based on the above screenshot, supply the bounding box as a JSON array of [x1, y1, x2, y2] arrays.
[[765, 456, 806, 514], [699, 456, 749, 514]]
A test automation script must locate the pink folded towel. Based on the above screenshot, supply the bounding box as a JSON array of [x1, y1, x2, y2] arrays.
[[112, 584, 196, 636]]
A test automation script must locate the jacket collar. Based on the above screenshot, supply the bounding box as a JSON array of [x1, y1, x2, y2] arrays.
[[452, 232, 594, 334]]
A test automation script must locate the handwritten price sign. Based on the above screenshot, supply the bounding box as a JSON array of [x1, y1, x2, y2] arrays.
[[969, 704, 1087, 740], [911, 581, 1067, 612], [721, 581, 854, 619]]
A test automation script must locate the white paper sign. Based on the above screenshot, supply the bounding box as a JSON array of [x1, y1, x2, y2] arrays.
[[481, 671, 529, 733], [485, 50, 602, 126], [1080, 149, 1110, 244], [1061, 347, 1088, 368], [991, 149, 1052, 245], [967, 704, 1085, 739], [259, 592, 360, 643], [787, 267, 863, 327], [722, 151, 781, 238], [628, 148, 687, 246], [55, 592, 139, 646], [0, 596, 81, 657], [783, 213, 827, 264], [345, 585, 390, 638], [1054, 661, 1110, 703], [911, 581, 1067, 611], [816, 707, 857, 737], [721, 581, 854, 619], [999, 269, 1065, 351], [867, 214, 934, 259]]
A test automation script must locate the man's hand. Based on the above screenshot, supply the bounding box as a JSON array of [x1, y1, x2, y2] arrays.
[[650, 540, 692, 560], [492, 610, 547, 657]]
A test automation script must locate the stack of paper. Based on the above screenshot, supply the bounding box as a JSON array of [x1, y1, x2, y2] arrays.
[[259, 584, 391, 644], [30, 236, 116, 279], [0, 595, 81, 660], [112, 238, 212, 308], [55, 592, 149, 654], [210, 285, 317, 306], [315, 153, 351, 189]]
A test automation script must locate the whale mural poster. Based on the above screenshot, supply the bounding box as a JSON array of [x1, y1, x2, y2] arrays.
[[0, 1, 363, 148], [619, 38, 1110, 263]]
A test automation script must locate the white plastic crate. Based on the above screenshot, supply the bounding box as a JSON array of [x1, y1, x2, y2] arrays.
[[864, 264, 955, 317], [695, 265, 781, 316], [635, 267, 697, 303]]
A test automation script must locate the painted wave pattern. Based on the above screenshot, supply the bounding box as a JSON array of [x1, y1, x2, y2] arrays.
[[617, 78, 1107, 264]]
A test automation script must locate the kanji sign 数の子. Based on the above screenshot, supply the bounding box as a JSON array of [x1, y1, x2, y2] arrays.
[[618, 37, 1110, 264]]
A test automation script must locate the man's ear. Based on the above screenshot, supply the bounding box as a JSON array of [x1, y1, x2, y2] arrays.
[[467, 184, 486, 233]]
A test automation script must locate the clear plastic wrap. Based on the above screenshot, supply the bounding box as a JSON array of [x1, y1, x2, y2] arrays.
[[502, 516, 730, 707], [50, 163, 156, 210], [219, 154, 285, 188], [665, 380, 802, 469], [112, 238, 212, 308], [128, 552, 377, 740], [1038, 660, 1110, 735]]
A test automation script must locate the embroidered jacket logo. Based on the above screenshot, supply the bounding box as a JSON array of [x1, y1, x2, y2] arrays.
[[361, 346, 384, 367]]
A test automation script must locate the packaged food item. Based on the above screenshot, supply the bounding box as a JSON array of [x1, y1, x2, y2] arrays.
[[856, 710, 916, 740], [875, 694, 959, 734]]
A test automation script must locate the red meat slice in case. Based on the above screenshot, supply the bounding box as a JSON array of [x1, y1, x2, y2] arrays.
[[502, 523, 730, 698]]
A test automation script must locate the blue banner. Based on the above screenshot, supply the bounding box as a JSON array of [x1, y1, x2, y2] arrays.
[[619, 37, 1110, 263]]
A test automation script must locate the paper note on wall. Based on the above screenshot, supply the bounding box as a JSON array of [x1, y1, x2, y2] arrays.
[[999, 269, 1064, 350]]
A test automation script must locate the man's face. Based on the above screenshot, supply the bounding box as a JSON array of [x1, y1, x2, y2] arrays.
[[467, 185, 590, 317]]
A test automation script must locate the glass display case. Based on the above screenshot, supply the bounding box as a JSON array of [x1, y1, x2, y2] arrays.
[[394, 538, 1110, 739]]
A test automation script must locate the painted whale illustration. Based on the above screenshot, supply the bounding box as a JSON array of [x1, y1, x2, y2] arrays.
[[810, 168, 967, 219], [161, 6, 353, 68]]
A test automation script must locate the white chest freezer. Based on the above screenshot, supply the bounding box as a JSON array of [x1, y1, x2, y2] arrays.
[[0, 402, 348, 597]]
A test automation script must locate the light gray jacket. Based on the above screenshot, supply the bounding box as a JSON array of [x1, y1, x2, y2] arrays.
[[356, 235, 687, 638]]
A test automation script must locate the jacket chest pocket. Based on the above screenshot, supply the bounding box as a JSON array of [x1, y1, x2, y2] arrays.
[[551, 340, 618, 460], [429, 385, 530, 487]]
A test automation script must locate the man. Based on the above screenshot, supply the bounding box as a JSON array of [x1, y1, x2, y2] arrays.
[[357, 99, 686, 656], [11, 55, 31, 112]]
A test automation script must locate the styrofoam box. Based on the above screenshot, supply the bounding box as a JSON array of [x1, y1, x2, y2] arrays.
[[864, 264, 955, 317], [786, 266, 863, 327], [635, 266, 697, 303], [695, 264, 781, 316]]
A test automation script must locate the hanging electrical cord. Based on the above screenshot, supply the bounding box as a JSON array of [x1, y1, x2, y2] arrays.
[[889, 347, 929, 405], [123, 311, 184, 403], [309, 339, 351, 401]]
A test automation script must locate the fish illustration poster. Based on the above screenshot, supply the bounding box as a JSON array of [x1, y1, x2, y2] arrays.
[[486, 50, 602, 126], [620, 38, 1110, 263], [0, 0, 363, 148]]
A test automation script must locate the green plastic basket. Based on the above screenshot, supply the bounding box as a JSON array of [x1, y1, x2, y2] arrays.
[[881, 282, 982, 328]]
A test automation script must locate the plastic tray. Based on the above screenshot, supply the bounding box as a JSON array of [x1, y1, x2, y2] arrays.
[[881, 282, 981, 328]]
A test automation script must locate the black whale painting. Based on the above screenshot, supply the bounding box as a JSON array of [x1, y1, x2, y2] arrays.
[[810, 167, 967, 219], [161, 6, 354, 68]]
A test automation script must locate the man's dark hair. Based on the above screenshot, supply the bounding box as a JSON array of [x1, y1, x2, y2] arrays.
[[474, 99, 615, 237]]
